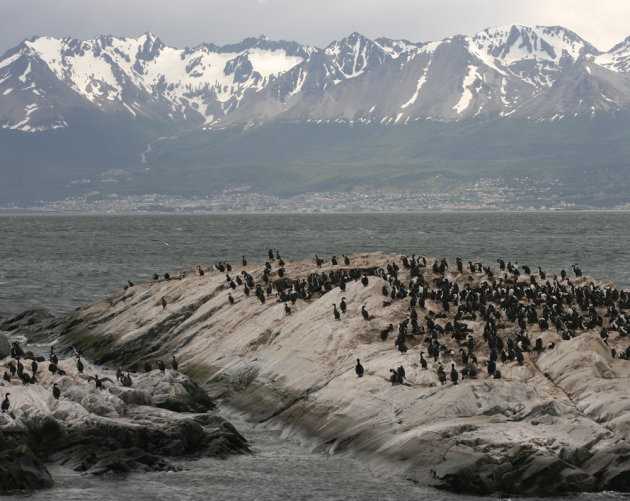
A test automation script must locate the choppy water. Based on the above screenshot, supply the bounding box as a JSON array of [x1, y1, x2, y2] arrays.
[[2, 212, 630, 500], [1, 212, 630, 317]]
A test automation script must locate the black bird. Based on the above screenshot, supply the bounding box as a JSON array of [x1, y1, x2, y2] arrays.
[[340, 297, 347, 314], [333, 304, 341, 321], [331, 256, 338, 265], [88, 375, 113, 390], [198, 266, 205, 276], [343, 254, 350, 266], [156, 360, 166, 373], [52, 383, 60, 400], [420, 352, 428, 370], [171, 355, 179, 371], [361, 275, 369, 287], [49, 347, 58, 366], [48, 363, 58, 375], [284, 303, 291, 315], [315, 255, 323, 267], [355, 359, 364, 377], [436, 364, 450, 385], [2, 393, 9, 413], [242, 256, 247, 266], [268, 249, 274, 260], [389, 369, 400, 385], [228, 293, 235, 305], [2, 371, 10, 382], [31, 360, 38, 374], [76, 356, 84, 374], [450, 363, 459, 385], [361, 305, 369, 321]]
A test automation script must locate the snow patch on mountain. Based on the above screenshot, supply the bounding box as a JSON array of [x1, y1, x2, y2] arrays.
[[453, 65, 481, 113]]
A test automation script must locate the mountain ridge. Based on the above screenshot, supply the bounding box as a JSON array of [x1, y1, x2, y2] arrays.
[[2, 25, 630, 208], [2, 25, 630, 133]]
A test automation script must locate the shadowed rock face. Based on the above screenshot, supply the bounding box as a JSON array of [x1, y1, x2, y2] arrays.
[[4, 251, 630, 495]]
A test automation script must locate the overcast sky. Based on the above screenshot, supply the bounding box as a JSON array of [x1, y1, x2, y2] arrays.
[[1, 0, 629, 55]]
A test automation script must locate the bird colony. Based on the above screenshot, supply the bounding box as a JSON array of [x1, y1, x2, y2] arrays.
[[2, 251, 630, 495]]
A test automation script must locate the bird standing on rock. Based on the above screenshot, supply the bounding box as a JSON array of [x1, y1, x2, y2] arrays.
[[76, 356, 84, 374], [355, 359, 364, 377], [2, 393, 10, 413], [333, 304, 341, 321], [52, 383, 60, 400], [171, 355, 179, 371], [450, 363, 459, 385], [156, 360, 166, 373], [340, 297, 347, 314], [361, 305, 369, 321], [88, 375, 113, 390]]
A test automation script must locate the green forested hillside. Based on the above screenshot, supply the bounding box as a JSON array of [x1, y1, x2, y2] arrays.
[[2, 115, 630, 206]]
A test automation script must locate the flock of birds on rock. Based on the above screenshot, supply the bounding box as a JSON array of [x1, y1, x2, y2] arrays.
[[124, 249, 630, 390], [4, 250, 630, 413], [1, 338, 180, 414]]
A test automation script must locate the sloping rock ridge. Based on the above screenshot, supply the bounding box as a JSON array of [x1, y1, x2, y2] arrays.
[[3, 252, 630, 495]]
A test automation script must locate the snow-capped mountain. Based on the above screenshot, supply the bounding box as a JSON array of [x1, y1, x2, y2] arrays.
[[1, 25, 630, 133]]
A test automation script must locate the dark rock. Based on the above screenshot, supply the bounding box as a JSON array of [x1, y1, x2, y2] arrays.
[[0, 444, 53, 492]]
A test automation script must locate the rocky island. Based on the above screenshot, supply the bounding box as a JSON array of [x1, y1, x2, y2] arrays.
[[2, 252, 630, 495]]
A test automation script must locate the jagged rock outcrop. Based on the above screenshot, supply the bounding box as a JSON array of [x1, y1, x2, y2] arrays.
[[3, 252, 630, 494], [0, 353, 248, 493]]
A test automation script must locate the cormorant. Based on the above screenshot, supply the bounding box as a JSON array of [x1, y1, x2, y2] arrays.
[[228, 293, 235, 305], [242, 256, 247, 266], [450, 363, 459, 384], [156, 360, 166, 373], [161, 297, 167, 309], [2, 371, 9, 382], [343, 254, 350, 266], [49, 347, 58, 366], [355, 359, 364, 377], [284, 303, 291, 315], [52, 383, 60, 400], [88, 375, 113, 390], [333, 304, 341, 321], [171, 355, 178, 371], [361, 305, 369, 321], [340, 297, 347, 314], [420, 352, 428, 370], [2, 393, 9, 413], [76, 356, 84, 374]]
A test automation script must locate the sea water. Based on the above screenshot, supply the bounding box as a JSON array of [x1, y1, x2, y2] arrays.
[[2, 212, 630, 500], [2, 212, 630, 317]]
